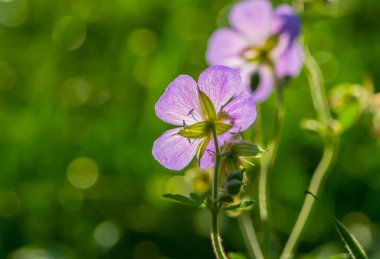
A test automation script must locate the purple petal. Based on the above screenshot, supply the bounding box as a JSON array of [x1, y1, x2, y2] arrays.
[[274, 42, 303, 78], [223, 90, 256, 132], [155, 75, 202, 126], [199, 133, 233, 169], [197, 65, 242, 112], [152, 128, 202, 170], [229, 0, 273, 44], [206, 28, 248, 67], [249, 66, 275, 103], [271, 4, 300, 44]]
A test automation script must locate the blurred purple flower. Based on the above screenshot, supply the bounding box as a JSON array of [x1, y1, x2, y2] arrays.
[[206, 0, 303, 102], [153, 66, 256, 170]]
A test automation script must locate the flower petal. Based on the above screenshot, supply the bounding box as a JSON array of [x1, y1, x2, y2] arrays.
[[155, 75, 202, 126], [243, 66, 274, 103], [271, 4, 300, 44], [199, 133, 233, 169], [229, 0, 273, 44], [223, 90, 256, 132], [274, 42, 303, 78], [197, 65, 242, 112], [152, 128, 202, 170], [206, 28, 248, 67]]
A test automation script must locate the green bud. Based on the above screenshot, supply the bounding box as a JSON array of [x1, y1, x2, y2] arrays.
[[226, 170, 244, 182], [225, 179, 242, 196], [231, 141, 266, 157]]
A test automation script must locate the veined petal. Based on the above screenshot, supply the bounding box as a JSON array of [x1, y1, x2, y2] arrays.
[[198, 65, 242, 112], [152, 128, 202, 170], [155, 75, 202, 126], [229, 0, 273, 44], [206, 28, 248, 67], [199, 133, 234, 169], [223, 90, 256, 132], [274, 42, 303, 78]]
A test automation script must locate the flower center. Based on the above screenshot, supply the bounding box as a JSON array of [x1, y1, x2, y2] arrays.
[[242, 36, 278, 64], [177, 89, 234, 159]]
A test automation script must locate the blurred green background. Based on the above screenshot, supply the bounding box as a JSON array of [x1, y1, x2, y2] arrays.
[[0, 0, 379, 258]]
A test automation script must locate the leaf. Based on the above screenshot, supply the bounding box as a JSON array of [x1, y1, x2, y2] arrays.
[[198, 89, 216, 121], [163, 193, 201, 207], [333, 217, 368, 259], [215, 122, 233, 135], [196, 134, 211, 159], [231, 141, 266, 157], [222, 200, 255, 211], [190, 192, 203, 203], [178, 121, 211, 139]]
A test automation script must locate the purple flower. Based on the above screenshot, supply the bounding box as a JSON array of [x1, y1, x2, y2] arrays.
[[206, 0, 303, 103], [153, 65, 256, 171]]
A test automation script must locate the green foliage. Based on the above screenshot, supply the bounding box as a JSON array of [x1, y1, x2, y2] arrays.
[[163, 193, 206, 208], [333, 218, 368, 259], [222, 200, 255, 211]]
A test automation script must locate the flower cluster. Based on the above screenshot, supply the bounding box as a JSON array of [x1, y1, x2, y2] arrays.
[[206, 0, 302, 102]]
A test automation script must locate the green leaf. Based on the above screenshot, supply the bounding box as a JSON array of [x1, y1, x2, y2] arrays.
[[196, 134, 211, 159], [333, 217, 368, 259], [190, 192, 202, 203], [215, 122, 233, 135], [222, 200, 255, 211], [163, 193, 201, 207], [198, 90, 216, 121], [178, 121, 211, 139], [231, 141, 266, 157]]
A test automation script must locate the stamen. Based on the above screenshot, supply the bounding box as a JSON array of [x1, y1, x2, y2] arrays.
[[187, 109, 198, 121], [187, 108, 194, 115], [207, 149, 216, 155], [220, 96, 235, 111]]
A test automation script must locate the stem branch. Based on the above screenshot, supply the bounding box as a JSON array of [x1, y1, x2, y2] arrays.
[[279, 46, 339, 259]]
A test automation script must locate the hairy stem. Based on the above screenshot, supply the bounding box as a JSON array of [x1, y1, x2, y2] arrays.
[[258, 83, 285, 256], [279, 47, 339, 259], [238, 212, 264, 259], [211, 127, 228, 259]]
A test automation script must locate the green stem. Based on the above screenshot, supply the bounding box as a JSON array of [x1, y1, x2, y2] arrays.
[[238, 213, 264, 259], [279, 47, 339, 259], [279, 139, 338, 259], [211, 127, 228, 259], [258, 82, 285, 257]]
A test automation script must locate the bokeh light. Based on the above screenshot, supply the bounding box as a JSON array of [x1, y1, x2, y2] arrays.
[[52, 16, 86, 50], [93, 221, 121, 248], [67, 157, 99, 189], [0, 0, 28, 27]]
